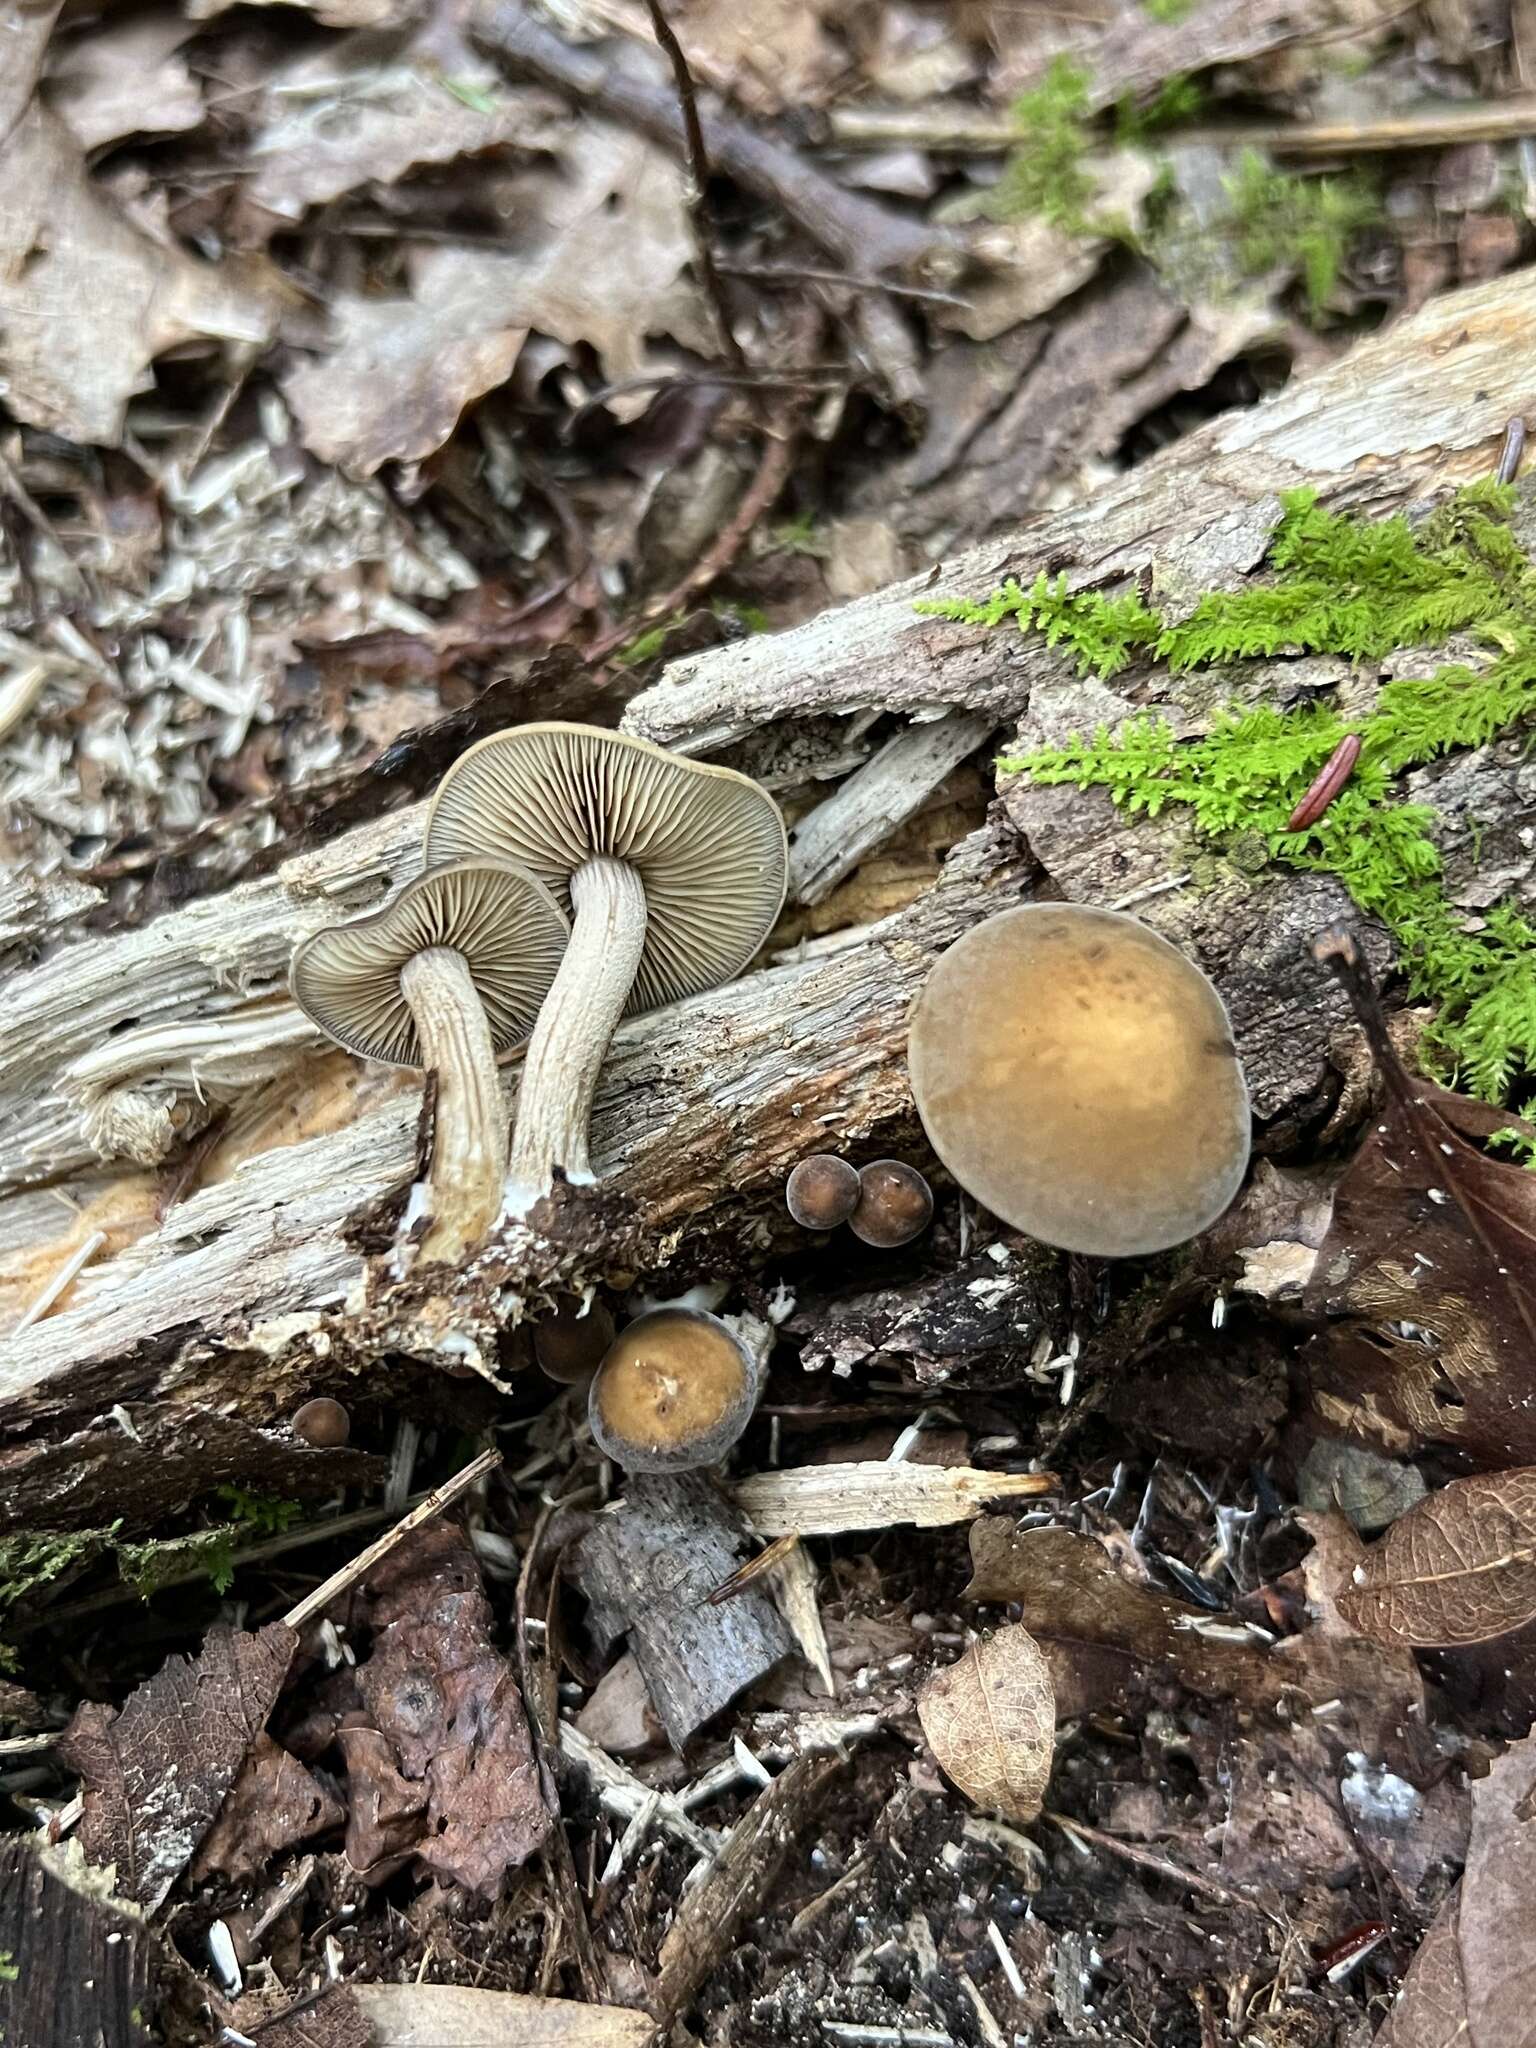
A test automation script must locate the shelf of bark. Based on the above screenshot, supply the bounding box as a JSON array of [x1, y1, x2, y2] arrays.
[[2, 269, 1534, 1531]]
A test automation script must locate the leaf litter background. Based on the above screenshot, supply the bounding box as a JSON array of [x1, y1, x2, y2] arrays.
[[5, 0, 1536, 2042]]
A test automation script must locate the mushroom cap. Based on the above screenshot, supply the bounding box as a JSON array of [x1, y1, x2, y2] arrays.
[[786, 1153, 860, 1230], [588, 1307, 758, 1473], [291, 1397, 351, 1448], [291, 860, 569, 1068], [908, 904, 1250, 1258], [423, 722, 788, 1014], [534, 1296, 616, 1385], [849, 1160, 933, 1248]]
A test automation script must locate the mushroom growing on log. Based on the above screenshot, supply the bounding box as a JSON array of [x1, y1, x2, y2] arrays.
[[424, 722, 787, 1210], [291, 860, 569, 1264], [908, 905, 1250, 1257]]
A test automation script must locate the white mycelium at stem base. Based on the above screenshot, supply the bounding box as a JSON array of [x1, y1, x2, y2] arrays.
[[505, 857, 648, 1212], [399, 946, 509, 1264]]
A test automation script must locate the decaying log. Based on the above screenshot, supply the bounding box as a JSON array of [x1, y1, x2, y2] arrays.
[[0, 1839, 150, 2048], [573, 1474, 794, 1749], [3, 272, 1536, 1525]]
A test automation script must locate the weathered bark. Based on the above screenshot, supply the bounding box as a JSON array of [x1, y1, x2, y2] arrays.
[[2, 271, 1535, 1527]]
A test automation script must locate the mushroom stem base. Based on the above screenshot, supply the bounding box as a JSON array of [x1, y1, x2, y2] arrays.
[[506, 856, 648, 1210], [400, 946, 508, 1264]]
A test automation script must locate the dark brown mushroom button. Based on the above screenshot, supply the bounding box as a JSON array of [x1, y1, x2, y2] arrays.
[[849, 1160, 934, 1246], [292, 1397, 350, 1448], [786, 1153, 860, 1230], [588, 1307, 759, 1473], [534, 1296, 617, 1385]]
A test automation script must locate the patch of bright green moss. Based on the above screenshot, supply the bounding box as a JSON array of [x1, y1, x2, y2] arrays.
[[988, 57, 1099, 230], [1224, 149, 1380, 318], [915, 481, 1536, 1101], [0, 1529, 114, 1612]]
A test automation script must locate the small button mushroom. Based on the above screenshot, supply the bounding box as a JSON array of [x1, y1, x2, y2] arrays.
[[786, 1153, 860, 1230], [588, 1307, 760, 1473], [291, 1397, 351, 1448], [534, 1296, 616, 1385], [908, 904, 1250, 1257], [290, 861, 568, 1264], [850, 1160, 934, 1247], [424, 723, 787, 1212]]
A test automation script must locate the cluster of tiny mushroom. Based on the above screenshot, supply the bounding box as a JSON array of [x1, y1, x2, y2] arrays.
[[291, 723, 1251, 1473]]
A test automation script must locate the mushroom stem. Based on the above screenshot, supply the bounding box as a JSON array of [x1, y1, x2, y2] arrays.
[[399, 946, 507, 1263], [507, 856, 648, 1209]]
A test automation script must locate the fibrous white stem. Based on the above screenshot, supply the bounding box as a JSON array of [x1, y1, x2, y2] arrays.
[[399, 947, 506, 1264], [506, 856, 648, 1210]]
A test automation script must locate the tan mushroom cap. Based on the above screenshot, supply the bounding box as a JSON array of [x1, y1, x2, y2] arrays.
[[290, 860, 569, 1067], [589, 1307, 758, 1473], [424, 722, 788, 1014], [908, 905, 1250, 1258]]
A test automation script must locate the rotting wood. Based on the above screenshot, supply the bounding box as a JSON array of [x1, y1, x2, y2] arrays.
[[353, 1983, 655, 2048], [0, 1838, 149, 2048], [573, 1473, 795, 1750], [0, 274, 1534, 1517], [732, 1462, 1057, 1536]]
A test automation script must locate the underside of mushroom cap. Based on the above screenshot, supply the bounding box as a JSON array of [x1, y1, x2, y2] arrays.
[[291, 860, 570, 1067], [423, 722, 788, 1013], [908, 903, 1251, 1258]]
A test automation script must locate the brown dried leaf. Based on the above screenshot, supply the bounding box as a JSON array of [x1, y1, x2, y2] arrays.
[[353, 1521, 551, 1895], [57, 1621, 295, 1912], [190, 1731, 343, 1884], [917, 1625, 1054, 1824], [1377, 1730, 1536, 2047], [1307, 936, 1536, 1467], [1336, 1468, 1536, 1648], [967, 1521, 1286, 1717], [0, 102, 290, 446], [47, 14, 203, 149]]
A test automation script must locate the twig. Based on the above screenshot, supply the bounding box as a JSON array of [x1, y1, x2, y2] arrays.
[[13, 1231, 105, 1331], [474, 1, 951, 280], [584, 415, 798, 664], [0, 448, 89, 604], [281, 1447, 500, 1630], [641, 0, 750, 384], [1498, 416, 1528, 485], [566, 365, 849, 439], [1043, 1810, 1268, 1914], [718, 261, 971, 310]]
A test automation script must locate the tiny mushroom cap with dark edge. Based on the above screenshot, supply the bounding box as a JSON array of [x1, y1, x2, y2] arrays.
[[292, 1397, 350, 1448], [424, 722, 787, 1210], [291, 860, 568, 1265], [588, 1307, 760, 1473], [534, 1296, 616, 1385], [786, 1153, 860, 1230], [908, 904, 1250, 1258], [850, 1160, 934, 1247]]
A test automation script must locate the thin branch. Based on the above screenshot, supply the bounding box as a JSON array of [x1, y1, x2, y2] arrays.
[[565, 364, 850, 438]]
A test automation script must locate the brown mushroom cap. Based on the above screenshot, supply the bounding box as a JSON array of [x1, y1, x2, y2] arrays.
[[423, 723, 787, 1014], [786, 1153, 860, 1230], [908, 905, 1250, 1257], [290, 860, 569, 1066], [291, 1397, 350, 1447], [850, 1160, 933, 1247], [534, 1297, 617, 1385], [588, 1307, 758, 1473]]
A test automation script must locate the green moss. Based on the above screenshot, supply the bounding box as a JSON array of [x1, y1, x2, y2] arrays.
[[0, 1953, 16, 1985], [0, 1530, 114, 1612], [989, 57, 1099, 230], [1114, 74, 1205, 144], [916, 482, 1536, 1101], [116, 1526, 241, 1598], [1141, 0, 1194, 19], [1223, 149, 1380, 318]]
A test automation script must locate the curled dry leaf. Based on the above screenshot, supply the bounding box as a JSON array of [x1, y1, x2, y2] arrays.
[[1307, 933, 1536, 1468], [1336, 1467, 1536, 1647], [917, 1624, 1055, 1824]]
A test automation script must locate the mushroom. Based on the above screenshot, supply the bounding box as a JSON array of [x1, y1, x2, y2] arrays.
[[534, 1296, 617, 1385], [786, 1153, 860, 1230], [588, 1307, 760, 1473], [291, 1397, 351, 1448], [907, 904, 1250, 1257], [850, 1160, 933, 1247], [290, 860, 569, 1264], [424, 722, 786, 1208]]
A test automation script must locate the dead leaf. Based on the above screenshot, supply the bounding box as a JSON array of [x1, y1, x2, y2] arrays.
[[917, 1625, 1055, 1824], [337, 1724, 428, 1880], [0, 102, 288, 446], [1307, 932, 1536, 1468], [47, 15, 203, 149], [352, 1521, 551, 1895], [353, 1983, 655, 2047], [1336, 1467, 1536, 1647], [284, 120, 712, 472], [1376, 1729, 1536, 2046], [241, 1985, 373, 2048], [1273, 1512, 1425, 1760], [188, 0, 403, 29], [235, 41, 567, 238], [190, 1731, 343, 1884], [669, 0, 851, 115], [58, 1621, 296, 1912], [967, 1521, 1285, 1718]]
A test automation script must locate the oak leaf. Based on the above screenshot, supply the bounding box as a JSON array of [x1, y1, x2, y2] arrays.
[[1336, 1467, 1536, 1647], [917, 1625, 1054, 1824]]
